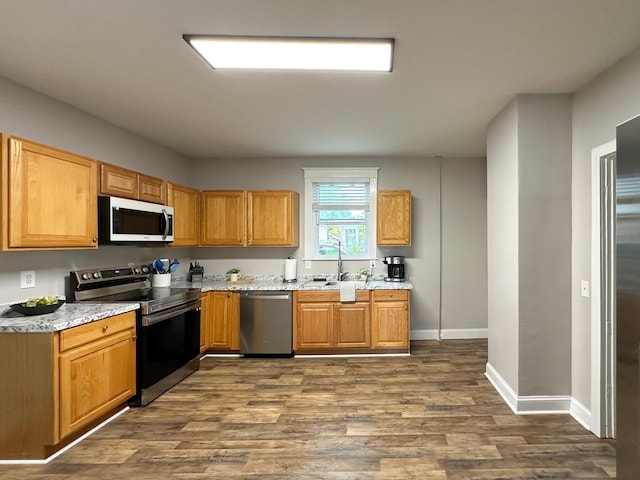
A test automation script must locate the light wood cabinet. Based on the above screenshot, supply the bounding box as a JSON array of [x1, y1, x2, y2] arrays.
[[202, 291, 240, 351], [100, 162, 166, 204], [371, 290, 410, 348], [199, 292, 209, 353], [294, 290, 371, 352], [58, 314, 136, 439], [1, 134, 98, 250], [168, 182, 200, 246], [201, 190, 246, 246], [201, 190, 299, 247], [377, 190, 412, 246], [247, 190, 299, 246], [0, 312, 136, 460]]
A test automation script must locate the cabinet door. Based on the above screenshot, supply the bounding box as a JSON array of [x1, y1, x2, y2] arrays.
[[377, 190, 411, 246], [371, 291, 410, 348], [3, 135, 98, 249], [199, 292, 209, 353], [335, 302, 371, 348], [206, 292, 240, 351], [58, 328, 135, 439], [99, 163, 138, 199], [137, 173, 166, 204], [168, 182, 200, 246], [295, 302, 334, 349], [201, 191, 246, 246], [247, 190, 299, 246]]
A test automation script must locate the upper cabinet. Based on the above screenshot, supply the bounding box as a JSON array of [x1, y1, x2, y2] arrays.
[[99, 163, 166, 204], [201, 190, 246, 246], [377, 189, 412, 246], [201, 190, 299, 247], [1, 134, 98, 250], [247, 190, 299, 246], [167, 182, 200, 246]]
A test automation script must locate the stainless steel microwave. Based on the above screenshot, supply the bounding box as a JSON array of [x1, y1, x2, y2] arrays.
[[99, 196, 174, 243]]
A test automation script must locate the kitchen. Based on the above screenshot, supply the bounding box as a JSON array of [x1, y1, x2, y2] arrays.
[[1, 0, 640, 476]]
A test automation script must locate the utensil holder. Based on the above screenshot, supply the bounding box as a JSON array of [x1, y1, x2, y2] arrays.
[[151, 273, 171, 287]]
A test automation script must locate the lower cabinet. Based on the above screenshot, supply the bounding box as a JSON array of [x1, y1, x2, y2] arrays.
[[0, 311, 136, 460], [294, 290, 407, 353], [371, 290, 410, 348], [58, 313, 136, 439], [201, 291, 240, 352]]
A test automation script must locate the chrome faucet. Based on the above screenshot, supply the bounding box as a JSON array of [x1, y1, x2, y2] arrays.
[[337, 240, 348, 281]]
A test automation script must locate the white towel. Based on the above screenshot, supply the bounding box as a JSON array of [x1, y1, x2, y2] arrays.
[[340, 282, 356, 303]]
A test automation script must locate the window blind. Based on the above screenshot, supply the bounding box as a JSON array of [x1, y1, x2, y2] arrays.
[[312, 182, 369, 210]]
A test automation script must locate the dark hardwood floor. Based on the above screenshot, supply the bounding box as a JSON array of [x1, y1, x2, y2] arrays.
[[0, 340, 615, 479]]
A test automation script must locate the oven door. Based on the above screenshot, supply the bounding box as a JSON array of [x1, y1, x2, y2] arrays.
[[132, 299, 201, 406]]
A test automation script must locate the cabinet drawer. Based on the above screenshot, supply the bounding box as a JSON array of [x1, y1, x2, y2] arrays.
[[59, 312, 136, 352], [296, 290, 369, 303], [371, 290, 409, 302]]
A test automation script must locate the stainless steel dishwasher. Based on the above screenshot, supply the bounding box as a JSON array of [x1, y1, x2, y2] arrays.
[[239, 291, 293, 356]]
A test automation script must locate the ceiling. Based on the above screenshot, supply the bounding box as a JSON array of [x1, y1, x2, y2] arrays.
[[1, 0, 640, 159]]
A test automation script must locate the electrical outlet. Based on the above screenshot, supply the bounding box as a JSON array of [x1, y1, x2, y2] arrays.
[[305, 260, 312, 269], [20, 270, 36, 289], [369, 260, 376, 269]]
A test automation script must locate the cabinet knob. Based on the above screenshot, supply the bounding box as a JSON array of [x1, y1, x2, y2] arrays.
[[132, 335, 137, 341], [102, 325, 108, 332], [92, 237, 98, 243]]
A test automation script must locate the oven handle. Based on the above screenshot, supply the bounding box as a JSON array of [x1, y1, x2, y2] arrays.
[[141, 300, 200, 326]]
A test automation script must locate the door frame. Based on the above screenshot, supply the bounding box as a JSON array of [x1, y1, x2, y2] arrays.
[[590, 139, 616, 438]]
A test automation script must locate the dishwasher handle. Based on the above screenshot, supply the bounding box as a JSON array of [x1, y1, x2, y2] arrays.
[[240, 291, 291, 301]]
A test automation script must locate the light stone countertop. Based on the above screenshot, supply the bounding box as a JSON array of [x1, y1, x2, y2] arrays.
[[173, 274, 413, 292], [0, 302, 140, 333], [0, 275, 411, 333]]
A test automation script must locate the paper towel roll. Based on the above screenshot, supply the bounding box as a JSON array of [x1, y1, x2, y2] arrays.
[[284, 258, 297, 282]]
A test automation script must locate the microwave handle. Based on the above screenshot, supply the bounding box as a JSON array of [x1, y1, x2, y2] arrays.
[[162, 209, 170, 240]]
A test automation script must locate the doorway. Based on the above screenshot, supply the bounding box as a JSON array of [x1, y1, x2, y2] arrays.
[[590, 140, 616, 438]]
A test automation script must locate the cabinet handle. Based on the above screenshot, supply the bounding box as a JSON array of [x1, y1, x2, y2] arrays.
[[102, 325, 109, 332]]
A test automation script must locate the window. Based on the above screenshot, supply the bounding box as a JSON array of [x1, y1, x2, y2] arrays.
[[303, 167, 378, 260]]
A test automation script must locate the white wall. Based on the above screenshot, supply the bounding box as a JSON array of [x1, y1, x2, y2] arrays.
[[0, 75, 196, 304], [193, 156, 488, 336], [571, 47, 640, 409]]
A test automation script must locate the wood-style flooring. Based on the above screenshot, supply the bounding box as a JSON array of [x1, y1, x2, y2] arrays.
[[0, 340, 615, 479]]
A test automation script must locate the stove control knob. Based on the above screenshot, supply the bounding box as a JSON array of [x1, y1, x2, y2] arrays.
[[134, 267, 141, 274], [81, 273, 91, 280], [141, 266, 149, 274], [92, 272, 101, 279]]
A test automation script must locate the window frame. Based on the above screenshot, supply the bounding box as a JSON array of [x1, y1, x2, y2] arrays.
[[303, 167, 378, 261]]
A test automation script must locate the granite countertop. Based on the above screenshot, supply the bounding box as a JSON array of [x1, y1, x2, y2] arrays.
[[0, 302, 140, 333], [0, 275, 411, 334], [173, 274, 413, 292]]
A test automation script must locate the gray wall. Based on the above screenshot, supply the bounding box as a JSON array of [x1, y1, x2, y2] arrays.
[[571, 47, 640, 408], [486, 94, 572, 397], [0, 74, 489, 337], [487, 99, 520, 391], [192, 156, 488, 335], [0, 75, 195, 304]]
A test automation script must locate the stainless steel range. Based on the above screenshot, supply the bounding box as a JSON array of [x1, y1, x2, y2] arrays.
[[69, 264, 201, 406]]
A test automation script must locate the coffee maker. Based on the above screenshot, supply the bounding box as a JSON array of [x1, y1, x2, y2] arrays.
[[383, 256, 405, 282]]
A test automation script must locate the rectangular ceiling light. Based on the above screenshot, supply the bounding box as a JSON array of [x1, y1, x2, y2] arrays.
[[183, 35, 394, 72]]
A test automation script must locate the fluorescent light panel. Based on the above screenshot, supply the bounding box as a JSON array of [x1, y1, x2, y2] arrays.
[[184, 35, 394, 72]]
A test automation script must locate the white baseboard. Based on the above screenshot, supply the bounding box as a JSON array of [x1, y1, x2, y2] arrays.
[[485, 362, 575, 416], [411, 328, 488, 340], [570, 398, 592, 431]]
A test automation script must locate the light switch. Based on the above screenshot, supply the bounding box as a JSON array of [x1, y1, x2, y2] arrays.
[[581, 280, 590, 298]]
